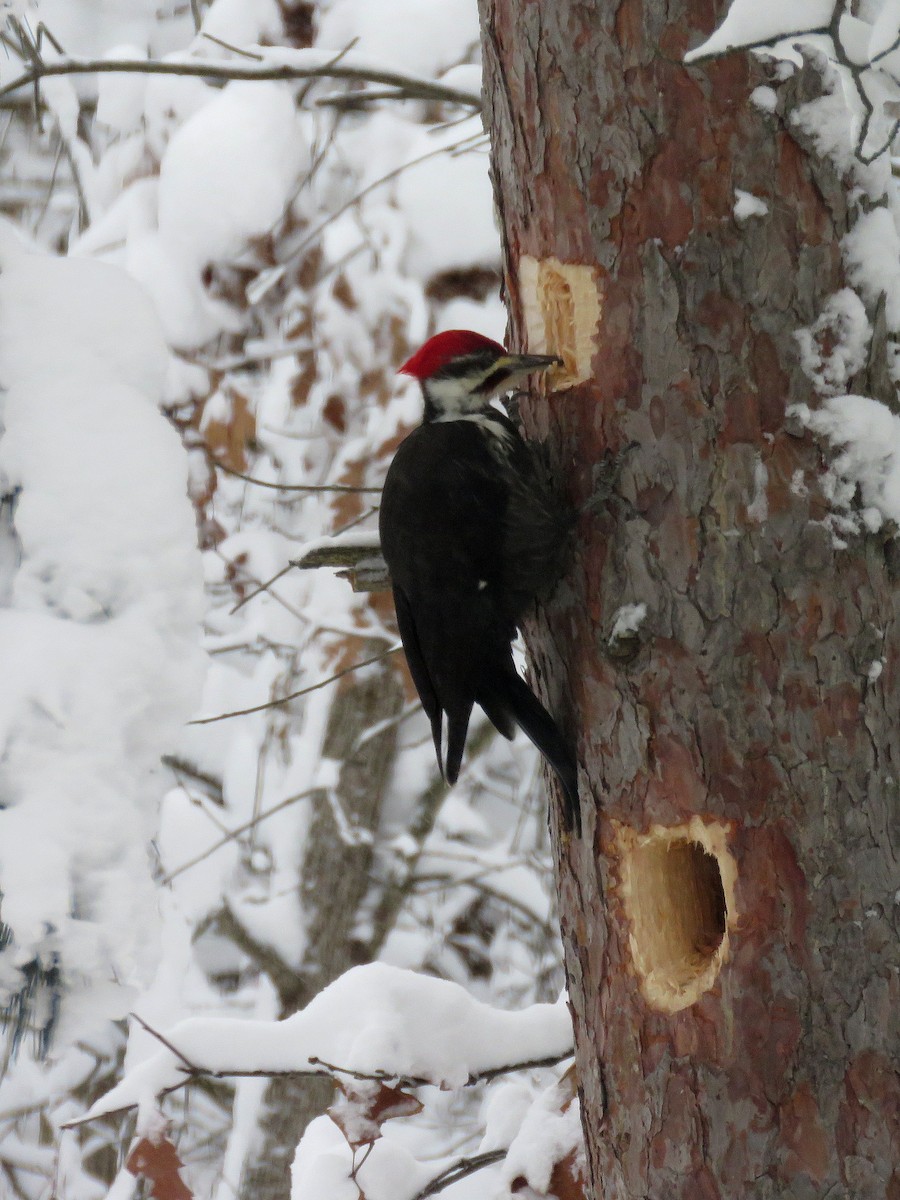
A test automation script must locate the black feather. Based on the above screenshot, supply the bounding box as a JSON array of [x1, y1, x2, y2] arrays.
[[380, 416, 579, 831]]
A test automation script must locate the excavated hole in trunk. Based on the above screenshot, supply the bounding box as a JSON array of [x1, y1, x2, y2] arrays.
[[519, 256, 601, 389], [615, 818, 736, 1013]]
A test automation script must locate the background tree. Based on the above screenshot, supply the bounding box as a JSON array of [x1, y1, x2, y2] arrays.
[[0, 2, 564, 1198], [479, 0, 900, 1196]]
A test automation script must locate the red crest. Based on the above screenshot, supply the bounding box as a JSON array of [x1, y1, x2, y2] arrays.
[[398, 330, 506, 379]]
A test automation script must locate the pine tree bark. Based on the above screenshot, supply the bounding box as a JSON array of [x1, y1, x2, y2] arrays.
[[479, 2, 900, 1198]]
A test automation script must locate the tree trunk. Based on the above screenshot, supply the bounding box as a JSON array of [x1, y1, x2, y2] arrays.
[[237, 643, 405, 1200], [479, 2, 900, 1198]]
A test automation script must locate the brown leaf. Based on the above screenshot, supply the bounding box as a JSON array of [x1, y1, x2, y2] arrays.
[[126, 1136, 193, 1200], [546, 1149, 586, 1200], [510, 1151, 585, 1200], [204, 390, 257, 473], [328, 1080, 424, 1149]]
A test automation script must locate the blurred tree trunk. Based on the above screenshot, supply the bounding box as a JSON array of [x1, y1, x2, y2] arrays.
[[479, 1, 900, 1198], [235, 643, 404, 1200]]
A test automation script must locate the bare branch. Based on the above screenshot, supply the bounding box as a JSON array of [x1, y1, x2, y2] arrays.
[[209, 454, 382, 494], [229, 560, 297, 615], [291, 540, 390, 593], [201, 33, 264, 61], [161, 787, 319, 884], [0, 52, 481, 109], [161, 754, 224, 803], [230, 509, 382, 613], [188, 646, 401, 725], [130, 1013, 200, 1076], [410, 1151, 507, 1200]]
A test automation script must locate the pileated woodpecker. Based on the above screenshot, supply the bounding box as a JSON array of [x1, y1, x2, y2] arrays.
[[379, 330, 579, 832]]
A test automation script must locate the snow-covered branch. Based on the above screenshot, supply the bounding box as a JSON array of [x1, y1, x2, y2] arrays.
[[686, 0, 900, 163], [0, 46, 481, 110], [70, 964, 573, 1128]]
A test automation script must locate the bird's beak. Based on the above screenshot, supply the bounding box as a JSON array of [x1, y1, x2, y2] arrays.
[[497, 353, 563, 376]]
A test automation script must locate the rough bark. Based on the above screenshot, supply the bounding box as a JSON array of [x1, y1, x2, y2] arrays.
[[479, 2, 900, 1198]]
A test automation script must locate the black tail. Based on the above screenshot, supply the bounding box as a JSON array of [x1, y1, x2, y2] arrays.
[[445, 701, 473, 786], [479, 668, 580, 834]]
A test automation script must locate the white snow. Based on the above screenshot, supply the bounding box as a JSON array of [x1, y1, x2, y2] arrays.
[[610, 603, 647, 641], [87, 962, 573, 1125], [733, 188, 769, 220], [96, 45, 150, 132], [500, 1074, 584, 1196], [685, 0, 835, 62], [316, 0, 480, 79], [750, 85, 778, 112], [292, 1115, 433, 1200], [867, 657, 885, 682], [795, 288, 873, 396], [746, 456, 769, 523], [794, 394, 900, 529], [158, 82, 309, 267], [0, 227, 205, 1038], [868, 0, 900, 60], [843, 206, 900, 332], [200, 0, 284, 45]]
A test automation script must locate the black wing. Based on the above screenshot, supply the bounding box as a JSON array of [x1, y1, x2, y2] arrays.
[[380, 419, 577, 828], [380, 422, 514, 781]]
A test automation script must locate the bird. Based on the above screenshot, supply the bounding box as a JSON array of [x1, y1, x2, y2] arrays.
[[378, 329, 579, 832]]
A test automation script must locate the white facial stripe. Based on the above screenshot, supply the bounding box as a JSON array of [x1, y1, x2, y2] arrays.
[[425, 374, 490, 415]]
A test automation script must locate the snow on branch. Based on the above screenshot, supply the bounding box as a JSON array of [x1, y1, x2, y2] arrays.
[[75, 963, 574, 1128], [686, 0, 900, 164], [684, 0, 834, 62], [0, 21, 481, 110]]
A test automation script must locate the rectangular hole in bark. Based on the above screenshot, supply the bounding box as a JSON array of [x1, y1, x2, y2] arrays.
[[615, 818, 737, 1013], [519, 255, 601, 390]]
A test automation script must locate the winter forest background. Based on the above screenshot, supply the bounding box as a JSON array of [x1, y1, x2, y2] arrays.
[[0, 0, 897, 1198]]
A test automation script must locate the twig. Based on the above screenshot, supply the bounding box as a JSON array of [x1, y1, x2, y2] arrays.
[[161, 787, 319, 883], [210, 455, 381, 494], [201, 33, 264, 61], [130, 1014, 199, 1076], [304, 1051, 573, 1088], [317, 89, 416, 108], [161, 754, 224, 803], [230, 508, 380, 614], [229, 560, 296, 615], [410, 1151, 506, 1200], [188, 646, 401, 724]]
